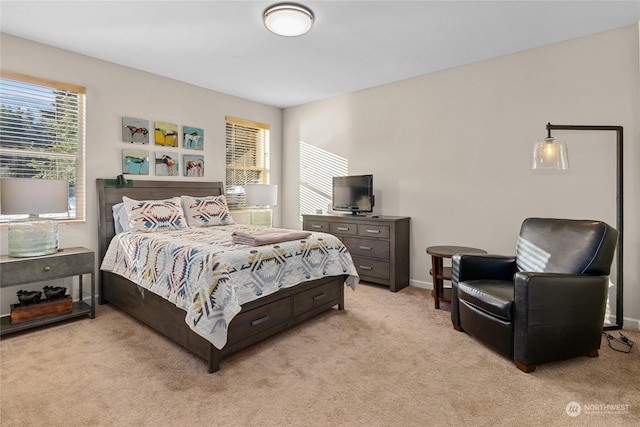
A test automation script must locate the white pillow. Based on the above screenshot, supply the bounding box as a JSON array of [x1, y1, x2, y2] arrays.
[[122, 196, 188, 232], [112, 202, 130, 234], [181, 195, 235, 227]]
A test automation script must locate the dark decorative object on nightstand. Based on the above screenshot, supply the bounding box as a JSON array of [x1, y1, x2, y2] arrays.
[[16, 290, 42, 306]]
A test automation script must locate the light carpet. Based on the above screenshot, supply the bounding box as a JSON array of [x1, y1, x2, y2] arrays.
[[1, 284, 638, 426]]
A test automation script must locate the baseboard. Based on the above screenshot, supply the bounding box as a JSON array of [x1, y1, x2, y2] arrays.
[[605, 314, 640, 331], [409, 279, 431, 290]]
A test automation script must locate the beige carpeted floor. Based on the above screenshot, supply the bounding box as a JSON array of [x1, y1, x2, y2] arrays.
[[1, 284, 638, 426]]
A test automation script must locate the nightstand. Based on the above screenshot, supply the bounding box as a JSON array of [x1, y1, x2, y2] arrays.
[[0, 247, 95, 336]]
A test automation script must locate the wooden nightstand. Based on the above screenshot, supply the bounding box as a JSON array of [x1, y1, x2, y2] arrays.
[[0, 247, 95, 336]]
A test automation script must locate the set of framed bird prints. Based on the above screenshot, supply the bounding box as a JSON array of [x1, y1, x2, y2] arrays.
[[121, 116, 205, 177]]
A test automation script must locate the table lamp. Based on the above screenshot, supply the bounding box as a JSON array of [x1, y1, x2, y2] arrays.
[[245, 183, 278, 226], [1, 178, 68, 257]]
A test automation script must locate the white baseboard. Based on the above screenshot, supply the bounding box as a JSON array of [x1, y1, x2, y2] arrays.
[[409, 279, 432, 290]]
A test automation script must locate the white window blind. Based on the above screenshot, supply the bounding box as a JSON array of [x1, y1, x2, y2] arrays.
[[0, 71, 86, 222], [225, 116, 270, 210]]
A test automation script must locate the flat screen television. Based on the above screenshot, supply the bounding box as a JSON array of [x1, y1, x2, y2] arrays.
[[332, 174, 374, 215]]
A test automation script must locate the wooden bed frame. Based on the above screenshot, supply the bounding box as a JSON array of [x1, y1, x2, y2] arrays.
[[96, 179, 346, 373]]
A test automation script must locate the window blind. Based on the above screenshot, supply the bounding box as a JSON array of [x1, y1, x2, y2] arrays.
[[225, 116, 270, 210], [0, 71, 86, 222]]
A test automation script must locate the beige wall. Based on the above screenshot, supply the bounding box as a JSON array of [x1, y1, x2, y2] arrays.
[[0, 34, 282, 314], [1, 25, 638, 328], [282, 25, 640, 328]]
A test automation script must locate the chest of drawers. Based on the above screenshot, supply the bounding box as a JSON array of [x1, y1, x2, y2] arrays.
[[303, 214, 410, 292]]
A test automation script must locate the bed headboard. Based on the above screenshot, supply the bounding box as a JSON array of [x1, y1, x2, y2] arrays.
[[96, 179, 225, 263]]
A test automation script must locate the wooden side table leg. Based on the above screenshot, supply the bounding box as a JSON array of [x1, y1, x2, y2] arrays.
[[430, 255, 442, 309]]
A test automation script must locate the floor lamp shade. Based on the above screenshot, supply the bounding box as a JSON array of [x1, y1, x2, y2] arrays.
[[1, 178, 68, 257], [531, 137, 569, 170]]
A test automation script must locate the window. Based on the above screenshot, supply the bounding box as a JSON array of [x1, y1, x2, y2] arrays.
[[0, 71, 86, 222], [225, 116, 270, 210]]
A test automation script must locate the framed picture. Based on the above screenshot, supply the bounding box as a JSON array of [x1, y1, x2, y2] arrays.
[[183, 126, 204, 150], [155, 152, 179, 176], [183, 154, 204, 177], [154, 121, 178, 147], [122, 117, 149, 144], [122, 149, 149, 175]]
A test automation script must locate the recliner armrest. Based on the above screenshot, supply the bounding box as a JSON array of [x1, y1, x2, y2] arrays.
[[452, 254, 517, 283], [513, 272, 609, 366], [451, 254, 516, 327]]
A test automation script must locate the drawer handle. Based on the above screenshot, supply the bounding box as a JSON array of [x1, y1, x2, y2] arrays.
[[359, 265, 373, 271], [44, 266, 51, 272], [311, 224, 322, 229], [312, 292, 326, 301], [337, 227, 349, 231], [250, 315, 269, 326], [359, 246, 372, 251], [366, 229, 381, 234]]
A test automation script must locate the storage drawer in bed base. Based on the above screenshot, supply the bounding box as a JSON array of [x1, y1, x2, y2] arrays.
[[100, 271, 346, 373]]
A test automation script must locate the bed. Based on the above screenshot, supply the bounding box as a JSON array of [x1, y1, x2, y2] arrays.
[[96, 179, 358, 373]]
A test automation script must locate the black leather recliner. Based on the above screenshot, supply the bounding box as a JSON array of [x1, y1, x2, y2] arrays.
[[451, 218, 618, 372]]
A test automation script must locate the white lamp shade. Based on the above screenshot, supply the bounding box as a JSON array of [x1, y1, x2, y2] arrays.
[[1, 178, 68, 215], [264, 3, 314, 37], [531, 138, 569, 170], [245, 184, 278, 207]]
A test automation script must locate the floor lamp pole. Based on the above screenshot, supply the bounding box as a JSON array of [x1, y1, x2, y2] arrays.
[[546, 123, 623, 330]]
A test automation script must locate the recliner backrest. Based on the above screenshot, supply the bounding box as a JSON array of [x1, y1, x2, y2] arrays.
[[516, 218, 618, 275]]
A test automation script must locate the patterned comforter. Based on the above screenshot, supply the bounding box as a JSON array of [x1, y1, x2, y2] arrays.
[[101, 224, 359, 349]]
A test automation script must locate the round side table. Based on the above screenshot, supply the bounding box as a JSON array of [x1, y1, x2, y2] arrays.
[[426, 245, 487, 309]]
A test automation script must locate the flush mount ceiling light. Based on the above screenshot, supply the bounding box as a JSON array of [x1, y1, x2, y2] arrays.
[[263, 3, 314, 37]]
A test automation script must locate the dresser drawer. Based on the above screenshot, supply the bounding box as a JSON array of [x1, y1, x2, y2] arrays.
[[357, 224, 390, 239], [351, 256, 390, 280], [0, 250, 94, 287], [301, 214, 410, 292], [293, 280, 343, 316], [227, 297, 292, 344], [342, 237, 390, 259], [303, 219, 330, 233], [330, 222, 358, 236]]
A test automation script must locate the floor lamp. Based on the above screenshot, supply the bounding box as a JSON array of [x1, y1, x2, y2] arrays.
[[532, 123, 623, 330]]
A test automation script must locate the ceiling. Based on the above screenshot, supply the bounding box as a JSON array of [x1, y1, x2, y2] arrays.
[[1, 1, 639, 108]]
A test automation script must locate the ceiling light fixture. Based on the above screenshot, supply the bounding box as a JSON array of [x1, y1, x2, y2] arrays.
[[263, 3, 314, 37]]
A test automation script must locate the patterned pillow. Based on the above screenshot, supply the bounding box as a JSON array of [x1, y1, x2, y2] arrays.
[[181, 195, 235, 227], [122, 196, 188, 232]]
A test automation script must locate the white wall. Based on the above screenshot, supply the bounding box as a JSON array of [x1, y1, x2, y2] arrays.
[[282, 25, 640, 328], [0, 34, 282, 314]]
